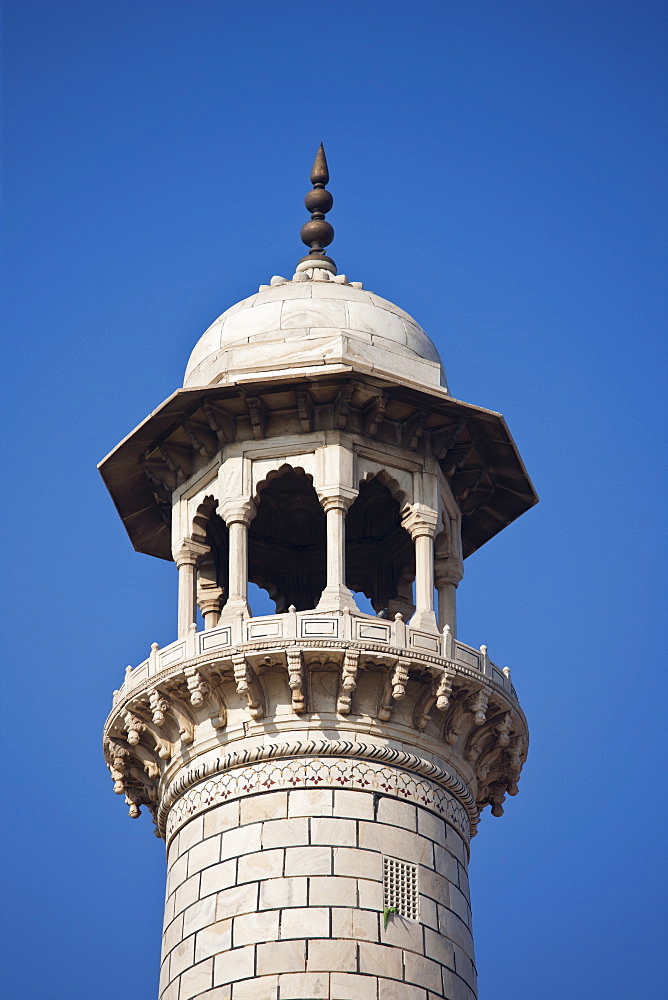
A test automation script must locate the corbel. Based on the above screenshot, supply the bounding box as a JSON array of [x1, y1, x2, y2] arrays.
[[466, 687, 489, 726], [123, 779, 158, 821], [106, 738, 158, 820], [334, 382, 355, 429], [106, 739, 133, 795], [451, 466, 484, 502], [503, 734, 525, 797], [362, 392, 387, 437], [126, 701, 173, 759], [494, 711, 513, 748], [244, 395, 267, 440], [480, 781, 508, 818], [296, 390, 315, 433], [336, 648, 360, 714], [184, 666, 227, 729], [202, 402, 235, 444], [286, 649, 306, 713], [159, 681, 196, 743], [159, 443, 190, 481], [444, 444, 475, 479], [431, 418, 465, 460], [123, 787, 145, 820], [110, 731, 162, 783], [141, 454, 176, 493], [148, 689, 169, 727], [184, 419, 217, 458], [415, 666, 455, 730], [377, 656, 410, 721], [402, 408, 428, 451], [441, 687, 468, 746], [232, 653, 264, 720], [463, 710, 514, 791], [123, 711, 145, 747], [435, 667, 455, 711]]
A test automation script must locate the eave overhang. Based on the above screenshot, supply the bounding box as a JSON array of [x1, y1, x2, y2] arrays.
[[98, 372, 538, 562]]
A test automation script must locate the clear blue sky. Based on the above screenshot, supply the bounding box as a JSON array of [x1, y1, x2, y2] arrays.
[[2, 2, 666, 998]]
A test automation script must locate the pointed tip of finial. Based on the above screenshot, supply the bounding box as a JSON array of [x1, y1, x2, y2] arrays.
[[311, 143, 329, 187], [298, 144, 335, 272]]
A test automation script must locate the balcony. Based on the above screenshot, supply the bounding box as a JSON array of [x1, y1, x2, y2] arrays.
[[112, 607, 516, 707]]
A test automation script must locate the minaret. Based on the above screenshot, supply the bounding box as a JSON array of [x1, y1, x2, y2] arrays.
[[100, 147, 537, 1000]]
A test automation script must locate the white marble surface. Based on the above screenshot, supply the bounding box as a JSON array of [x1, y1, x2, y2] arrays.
[[184, 273, 448, 391]]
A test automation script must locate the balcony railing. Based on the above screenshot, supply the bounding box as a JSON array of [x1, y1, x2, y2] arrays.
[[112, 607, 515, 705]]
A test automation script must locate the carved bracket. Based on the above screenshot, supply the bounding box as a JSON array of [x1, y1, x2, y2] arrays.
[[466, 688, 489, 726], [184, 419, 217, 457], [185, 666, 227, 729], [334, 382, 354, 429], [245, 395, 266, 439], [337, 648, 360, 714], [362, 393, 387, 437], [233, 653, 264, 719], [286, 650, 306, 713], [378, 657, 410, 721], [202, 402, 235, 444], [296, 390, 315, 433], [105, 737, 159, 821], [416, 667, 456, 729]]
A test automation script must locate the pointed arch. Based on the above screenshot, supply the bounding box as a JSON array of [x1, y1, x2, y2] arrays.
[[248, 464, 326, 611], [345, 473, 415, 616]]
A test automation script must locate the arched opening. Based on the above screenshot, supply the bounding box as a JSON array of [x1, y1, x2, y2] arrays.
[[345, 476, 415, 618], [248, 467, 327, 612]]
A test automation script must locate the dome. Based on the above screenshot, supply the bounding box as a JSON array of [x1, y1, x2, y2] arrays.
[[184, 268, 448, 393]]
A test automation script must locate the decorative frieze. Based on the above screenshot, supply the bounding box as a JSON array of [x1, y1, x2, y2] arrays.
[[162, 745, 472, 845]]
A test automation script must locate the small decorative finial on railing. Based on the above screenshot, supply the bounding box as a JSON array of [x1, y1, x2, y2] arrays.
[[298, 143, 336, 273]]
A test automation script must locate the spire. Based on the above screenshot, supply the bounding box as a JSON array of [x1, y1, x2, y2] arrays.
[[298, 143, 336, 273]]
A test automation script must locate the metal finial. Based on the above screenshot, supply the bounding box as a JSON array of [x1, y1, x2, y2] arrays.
[[298, 143, 336, 271]]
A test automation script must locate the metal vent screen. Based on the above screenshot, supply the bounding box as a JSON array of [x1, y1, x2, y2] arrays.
[[383, 856, 418, 920]]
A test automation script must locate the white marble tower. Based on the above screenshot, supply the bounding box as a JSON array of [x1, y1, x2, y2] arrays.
[[101, 147, 537, 1000]]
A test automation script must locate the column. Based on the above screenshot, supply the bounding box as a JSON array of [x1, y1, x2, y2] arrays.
[[316, 487, 358, 612], [402, 505, 439, 632], [435, 556, 464, 637], [197, 556, 224, 630], [218, 498, 256, 618], [173, 539, 209, 638]]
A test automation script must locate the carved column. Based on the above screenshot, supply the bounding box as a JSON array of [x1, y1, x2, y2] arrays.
[[173, 539, 208, 638], [435, 555, 464, 637], [218, 498, 256, 617], [402, 504, 439, 632], [197, 555, 224, 630], [316, 486, 358, 612]]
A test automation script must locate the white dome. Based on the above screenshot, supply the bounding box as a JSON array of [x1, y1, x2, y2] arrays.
[[184, 270, 448, 392]]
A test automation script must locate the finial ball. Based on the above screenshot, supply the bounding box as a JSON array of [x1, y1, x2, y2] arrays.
[[305, 188, 333, 215], [300, 219, 334, 250]]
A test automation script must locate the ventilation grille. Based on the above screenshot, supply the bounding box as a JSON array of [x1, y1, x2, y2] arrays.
[[383, 856, 418, 920]]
